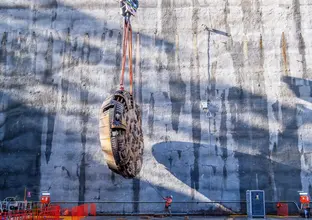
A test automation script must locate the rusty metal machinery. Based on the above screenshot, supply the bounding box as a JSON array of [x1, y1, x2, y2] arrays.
[[99, 90, 144, 178], [99, 2, 144, 178]]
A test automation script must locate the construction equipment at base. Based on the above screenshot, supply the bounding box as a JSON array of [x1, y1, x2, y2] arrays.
[[99, 0, 144, 178]]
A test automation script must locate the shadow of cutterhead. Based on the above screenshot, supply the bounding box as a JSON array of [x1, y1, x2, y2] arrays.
[[152, 141, 303, 213]]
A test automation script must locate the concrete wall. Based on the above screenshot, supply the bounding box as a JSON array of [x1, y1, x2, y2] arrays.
[[1, 0, 312, 212]]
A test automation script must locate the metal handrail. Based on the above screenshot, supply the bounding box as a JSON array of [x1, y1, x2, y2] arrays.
[[0, 200, 301, 216], [37, 200, 295, 205], [41, 200, 245, 203], [24, 200, 302, 215]]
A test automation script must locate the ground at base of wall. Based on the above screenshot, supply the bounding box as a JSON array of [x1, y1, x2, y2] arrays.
[[82, 216, 303, 220]]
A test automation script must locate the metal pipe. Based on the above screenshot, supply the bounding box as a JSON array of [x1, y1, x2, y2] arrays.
[[29, 200, 296, 204], [96, 212, 231, 216], [45, 201, 245, 204], [28, 200, 301, 213]]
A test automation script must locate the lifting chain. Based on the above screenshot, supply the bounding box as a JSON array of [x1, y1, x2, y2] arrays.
[[119, 14, 133, 94], [99, 2, 144, 179]]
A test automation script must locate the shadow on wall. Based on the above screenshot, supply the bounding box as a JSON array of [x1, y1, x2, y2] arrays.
[[0, 91, 102, 199], [0, 0, 174, 202], [152, 141, 306, 202], [149, 73, 312, 203], [1, 0, 312, 210], [282, 76, 312, 102], [0, 91, 44, 199]]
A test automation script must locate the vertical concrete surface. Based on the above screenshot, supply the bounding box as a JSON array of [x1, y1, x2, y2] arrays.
[[0, 0, 312, 213]]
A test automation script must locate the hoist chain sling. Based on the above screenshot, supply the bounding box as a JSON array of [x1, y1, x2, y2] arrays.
[[99, 0, 143, 179], [119, 16, 133, 95]]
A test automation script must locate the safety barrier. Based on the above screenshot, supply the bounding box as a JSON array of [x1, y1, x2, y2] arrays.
[[10, 200, 300, 216], [40, 205, 61, 219], [0, 201, 33, 212], [276, 202, 289, 216], [42, 200, 300, 216], [90, 203, 96, 216], [0, 210, 33, 219], [266, 201, 299, 216], [0, 203, 96, 219], [45, 201, 240, 215], [65, 204, 96, 215], [0, 206, 60, 219], [71, 204, 86, 220]]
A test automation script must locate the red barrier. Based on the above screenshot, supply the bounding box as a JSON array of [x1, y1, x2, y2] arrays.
[[277, 203, 289, 216], [90, 203, 96, 216], [68, 204, 95, 219], [77, 204, 84, 216], [38, 205, 61, 219], [1, 210, 33, 219], [71, 205, 83, 220], [0, 203, 95, 220], [1, 203, 97, 219], [72, 205, 78, 219], [84, 204, 88, 216], [62, 207, 71, 216]]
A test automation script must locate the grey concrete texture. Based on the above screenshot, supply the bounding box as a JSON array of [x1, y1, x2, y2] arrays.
[[0, 0, 312, 214]]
